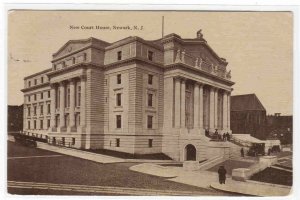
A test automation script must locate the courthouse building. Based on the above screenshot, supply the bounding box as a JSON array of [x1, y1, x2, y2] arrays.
[[22, 30, 234, 161]]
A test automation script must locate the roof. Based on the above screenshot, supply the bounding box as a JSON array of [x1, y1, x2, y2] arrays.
[[231, 94, 266, 111]]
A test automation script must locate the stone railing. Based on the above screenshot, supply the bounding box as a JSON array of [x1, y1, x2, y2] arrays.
[[174, 49, 231, 80]]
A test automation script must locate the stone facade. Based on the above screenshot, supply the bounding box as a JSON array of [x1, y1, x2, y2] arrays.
[[22, 31, 234, 161]]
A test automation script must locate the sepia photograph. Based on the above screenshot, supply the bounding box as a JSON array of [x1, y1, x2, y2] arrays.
[[7, 9, 293, 197]]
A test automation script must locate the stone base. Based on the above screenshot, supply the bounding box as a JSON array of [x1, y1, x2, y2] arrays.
[[183, 161, 200, 171], [259, 156, 278, 167], [232, 168, 251, 181]]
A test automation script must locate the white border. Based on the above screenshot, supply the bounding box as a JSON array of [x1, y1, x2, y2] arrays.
[[1, 1, 299, 200]]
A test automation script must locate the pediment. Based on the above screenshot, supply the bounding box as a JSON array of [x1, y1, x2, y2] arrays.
[[52, 39, 91, 59]]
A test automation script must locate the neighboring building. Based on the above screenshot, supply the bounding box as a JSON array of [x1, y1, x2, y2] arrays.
[[230, 94, 267, 139], [21, 30, 234, 161], [266, 114, 293, 144], [8, 105, 23, 132]]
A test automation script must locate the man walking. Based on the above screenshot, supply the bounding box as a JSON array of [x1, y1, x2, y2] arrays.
[[241, 147, 245, 157], [218, 166, 227, 184]]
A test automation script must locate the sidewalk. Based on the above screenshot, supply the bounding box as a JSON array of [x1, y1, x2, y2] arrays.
[[129, 163, 292, 196], [211, 178, 291, 196]]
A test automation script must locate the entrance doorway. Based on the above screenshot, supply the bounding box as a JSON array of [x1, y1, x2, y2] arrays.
[[185, 144, 196, 161]]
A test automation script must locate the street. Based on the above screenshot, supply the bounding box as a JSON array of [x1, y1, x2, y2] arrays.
[[7, 141, 227, 195]]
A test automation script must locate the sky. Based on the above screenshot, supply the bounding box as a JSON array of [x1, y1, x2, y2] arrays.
[[7, 11, 293, 115]]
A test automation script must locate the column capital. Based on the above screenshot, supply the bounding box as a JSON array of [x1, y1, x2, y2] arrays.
[[80, 75, 87, 81], [59, 81, 67, 87], [68, 78, 76, 84]]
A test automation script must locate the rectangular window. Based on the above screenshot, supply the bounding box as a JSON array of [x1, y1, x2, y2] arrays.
[[47, 104, 50, 114], [67, 88, 70, 107], [47, 119, 50, 128], [41, 77, 44, 83], [34, 79, 37, 85], [34, 94, 37, 101], [40, 105, 43, 115], [40, 120, 43, 129], [28, 81, 31, 87], [77, 86, 81, 107], [72, 57, 76, 64], [28, 107, 31, 116], [28, 121, 30, 129], [116, 138, 120, 147], [76, 114, 80, 127], [116, 115, 121, 128], [34, 106, 37, 115], [148, 94, 153, 107], [28, 96, 31, 102], [148, 74, 153, 85], [72, 138, 75, 145], [117, 74, 121, 84], [148, 139, 153, 148], [148, 51, 154, 61], [41, 92, 43, 99], [34, 120, 36, 129], [116, 93, 122, 106], [147, 115, 153, 129], [62, 137, 65, 145], [117, 51, 122, 60], [48, 91, 50, 98]]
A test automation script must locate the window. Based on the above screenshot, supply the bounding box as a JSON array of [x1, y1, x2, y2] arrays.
[[116, 138, 120, 147], [116, 115, 121, 128], [67, 87, 70, 107], [28, 81, 31, 87], [28, 107, 31, 116], [77, 86, 81, 107], [55, 116, 60, 127], [34, 79, 37, 85], [34, 106, 37, 115], [41, 92, 43, 99], [148, 51, 154, 61], [62, 137, 65, 145], [65, 114, 70, 127], [40, 120, 43, 129], [47, 119, 50, 128], [41, 77, 44, 83], [72, 138, 75, 145], [47, 104, 50, 114], [148, 139, 153, 148], [76, 114, 80, 127], [117, 51, 122, 60], [117, 74, 121, 84], [148, 74, 153, 85], [34, 120, 36, 129], [28, 96, 31, 102], [28, 121, 30, 129], [48, 91, 50, 98], [116, 93, 122, 106], [72, 57, 76, 64], [148, 94, 153, 107], [34, 94, 37, 101], [147, 115, 153, 129], [40, 105, 43, 115]]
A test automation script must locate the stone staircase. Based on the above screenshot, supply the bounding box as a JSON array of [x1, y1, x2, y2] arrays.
[[198, 156, 226, 170]]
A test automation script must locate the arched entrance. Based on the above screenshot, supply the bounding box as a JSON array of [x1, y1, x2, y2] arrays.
[[185, 144, 196, 161]]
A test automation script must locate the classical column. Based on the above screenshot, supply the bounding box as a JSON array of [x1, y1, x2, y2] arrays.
[[199, 84, 204, 129], [228, 91, 231, 131], [223, 91, 228, 131], [50, 84, 56, 130], [214, 88, 219, 130], [180, 79, 186, 128], [59, 81, 66, 129], [69, 79, 76, 130], [193, 83, 200, 128], [80, 75, 86, 131], [174, 77, 181, 128], [209, 86, 215, 131]]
